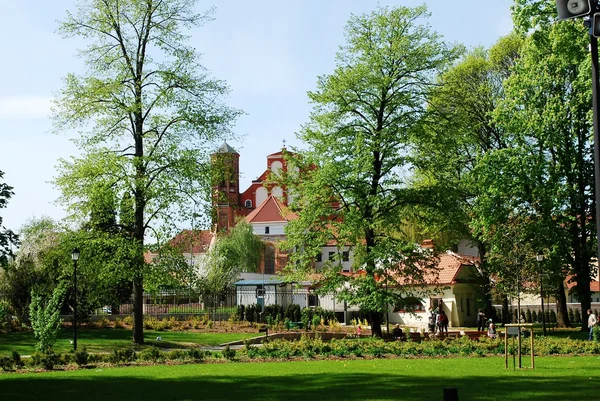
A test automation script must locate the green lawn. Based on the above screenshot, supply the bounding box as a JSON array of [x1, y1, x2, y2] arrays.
[[0, 328, 258, 355], [0, 356, 598, 400]]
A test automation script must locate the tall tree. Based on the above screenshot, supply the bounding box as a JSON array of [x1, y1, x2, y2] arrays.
[[0, 170, 18, 266], [411, 35, 523, 322], [489, 0, 595, 330], [282, 5, 463, 337], [53, 0, 241, 344]]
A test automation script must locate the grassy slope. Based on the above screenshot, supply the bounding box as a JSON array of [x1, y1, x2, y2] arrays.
[[0, 356, 597, 400]]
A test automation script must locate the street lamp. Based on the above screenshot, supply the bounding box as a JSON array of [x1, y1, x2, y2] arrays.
[[71, 248, 80, 351], [536, 252, 547, 336]]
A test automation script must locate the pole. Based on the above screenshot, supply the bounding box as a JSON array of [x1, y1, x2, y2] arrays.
[[73, 258, 78, 351], [517, 264, 522, 369], [540, 270, 546, 336], [590, 34, 600, 267]]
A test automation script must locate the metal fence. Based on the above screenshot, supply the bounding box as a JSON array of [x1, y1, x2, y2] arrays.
[[93, 288, 359, 322]]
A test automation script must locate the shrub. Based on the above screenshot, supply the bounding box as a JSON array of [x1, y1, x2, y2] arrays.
[[30, 350, 60, 370], [593, 325, 600, 342], [111, 348, 137, 364], [74, 347, 89, 366], [0, 355, 14, 371], [285, 304, 301, 322], [139, 347, 163, 362], [0, 300, 14, 331], [222, 345, 236, 360], [114, 318, 125, 329], [526, 309, 532, 323], [29, 286, 65, 353], [186, 348, 206, 362], [574, 309, 582, 324]]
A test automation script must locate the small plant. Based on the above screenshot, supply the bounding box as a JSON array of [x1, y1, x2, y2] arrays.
[[0, 355, 14, 371], [222, 345, 236, 360], [30, 350, 60, 370], [29, 286, 65, 353], [74, 347, 89, 366], [111, 348, 136, 363], [114, 318, 125, 329], [139, 347, 162, 362], [186, 348, 206, 362]]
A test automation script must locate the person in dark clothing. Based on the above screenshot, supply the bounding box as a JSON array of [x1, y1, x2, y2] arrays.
[[476, 309, 486, 331], [437, 310, 448, 333], [392, 324, 405, 341]]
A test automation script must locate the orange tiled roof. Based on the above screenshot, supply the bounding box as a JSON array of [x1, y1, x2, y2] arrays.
[[168, 229, 214, 254], [245, 195, 298, 224], [565, 275, 600, 292]]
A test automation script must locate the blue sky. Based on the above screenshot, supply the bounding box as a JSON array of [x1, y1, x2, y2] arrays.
[[0, 0, 513, 233]]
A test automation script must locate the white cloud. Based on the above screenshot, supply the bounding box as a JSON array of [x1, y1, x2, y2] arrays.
[[0, 96, 52, 119]]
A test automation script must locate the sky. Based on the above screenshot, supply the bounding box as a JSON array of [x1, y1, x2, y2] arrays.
[[0, 0, 514, 234]]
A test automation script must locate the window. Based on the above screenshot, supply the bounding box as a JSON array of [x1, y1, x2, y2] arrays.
[[244, 199, 252, 208], [264, 245, 275, 274], [342, 251, 349, 262], [466, 298, 471, 316], [328, 252, 335, 261], [316, 253, 322, 262], [265, 226, 270, 234], [308, 293, 319, 307]]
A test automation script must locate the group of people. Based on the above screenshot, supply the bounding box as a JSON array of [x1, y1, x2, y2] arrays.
[[428, 307, 449, 333]]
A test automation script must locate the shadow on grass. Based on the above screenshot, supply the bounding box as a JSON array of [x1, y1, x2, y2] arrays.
[[0, 366, 596, 401]]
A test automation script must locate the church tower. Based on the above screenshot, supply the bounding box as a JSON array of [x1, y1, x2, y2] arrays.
[[211, 142, 240, 232]]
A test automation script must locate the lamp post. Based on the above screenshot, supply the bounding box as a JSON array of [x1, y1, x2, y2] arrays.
[[71, 248, 80, 351], [536, 253, 547, 336]]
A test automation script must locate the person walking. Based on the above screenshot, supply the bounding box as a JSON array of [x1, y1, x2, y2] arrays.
[[588, 309, 597, 341]]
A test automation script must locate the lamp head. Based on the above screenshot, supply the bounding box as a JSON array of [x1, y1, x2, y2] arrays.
[[536, 253, 544, 262], [71, 248, 80, 261]]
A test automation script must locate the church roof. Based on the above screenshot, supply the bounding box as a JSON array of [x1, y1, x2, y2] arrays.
[[244, 195, 298, 224], [216, 142, 237, 154]]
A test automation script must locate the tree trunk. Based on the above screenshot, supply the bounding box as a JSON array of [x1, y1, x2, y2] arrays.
[[369, 310, 383, 338], [501, 296, 510, 325], [132, 275, 144, 344], [555, 280, 570, 328]]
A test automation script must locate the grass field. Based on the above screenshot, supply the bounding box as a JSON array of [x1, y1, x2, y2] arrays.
[[0, 356, 597, 400], [0, 328, 258, 355]]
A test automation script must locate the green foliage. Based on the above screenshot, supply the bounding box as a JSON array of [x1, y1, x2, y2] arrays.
[[280, 5, 463, 337], [285, 304, 301, 322], [0, 170, 18, 267], [593, 325, 600, 342], [111, 348, 137, 364], [222, 345, 236, 360], [30, 350, 60, 370], [139, 347, 163, 362], [199, 222, 264, 296], [73, 347, 89, 366], [29, 286, 65, 353]]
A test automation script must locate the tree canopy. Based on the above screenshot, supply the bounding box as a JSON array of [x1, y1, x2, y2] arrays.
[[0, 170, 18, 266]]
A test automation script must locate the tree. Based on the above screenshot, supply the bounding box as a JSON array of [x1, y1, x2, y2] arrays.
[[489, 0, 595, 330], [199, 221, 263, 297], [0, 170, 18, 266], [282, 5, 463, 337], [410, 35, 523, 322], [53, 0, 241, 344]]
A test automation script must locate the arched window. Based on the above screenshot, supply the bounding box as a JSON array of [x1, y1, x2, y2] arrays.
[[244, 199, 252, 208]]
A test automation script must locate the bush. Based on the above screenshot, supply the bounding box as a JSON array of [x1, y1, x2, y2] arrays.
[[186, 348, 206, 362], [9, 350, 22, 368], [29, 286, 65, 353], [0, 300, 14, 330], [285, 304, 301, 322], [222, 345, 236, 360], [111, 348, 137, 364], [74, 347, 89, 366], [139, 347, 162, 362], [0, 355, 14, 371], [30, 350, 60, 370]]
